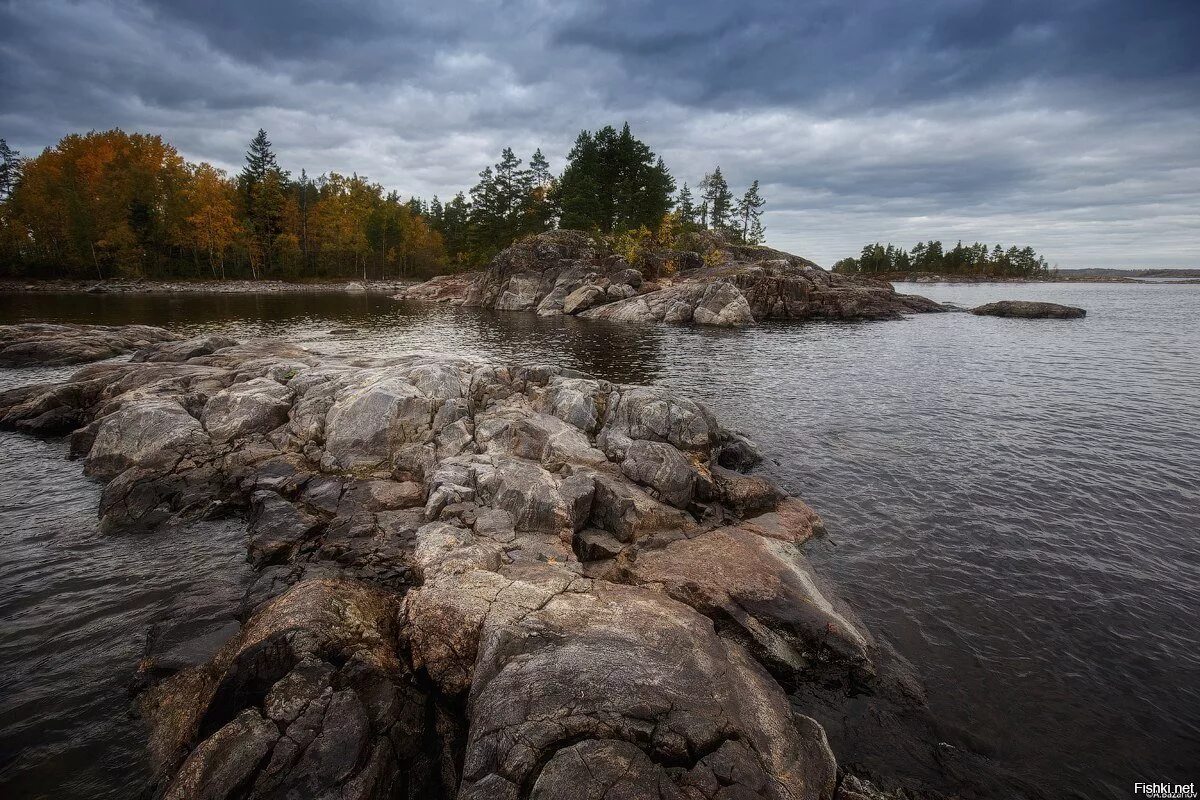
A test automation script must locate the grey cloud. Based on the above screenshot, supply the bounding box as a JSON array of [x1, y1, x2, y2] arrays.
[[1, 0, 1197, 268]]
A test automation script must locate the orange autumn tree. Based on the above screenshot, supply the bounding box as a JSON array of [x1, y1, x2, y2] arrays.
[[1, 127, 454, 280], [183, 162, 241, 279], [9, 129, 191, 278]]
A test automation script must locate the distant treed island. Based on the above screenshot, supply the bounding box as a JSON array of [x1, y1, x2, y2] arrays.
[[0, 125, 768, 282], [834, 241, 1053, 279]]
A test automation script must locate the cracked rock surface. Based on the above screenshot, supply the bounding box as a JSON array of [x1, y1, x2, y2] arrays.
[[2, 333, 899, 799]]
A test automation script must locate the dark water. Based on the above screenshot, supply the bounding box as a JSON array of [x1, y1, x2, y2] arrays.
[[1, 285, 1198, 799]]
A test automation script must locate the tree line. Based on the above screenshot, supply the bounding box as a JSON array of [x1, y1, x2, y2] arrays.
[[833, 240, 1052, 278], [0, 124, 769, 281]]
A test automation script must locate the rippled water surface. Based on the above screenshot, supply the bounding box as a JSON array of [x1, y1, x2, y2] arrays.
[[1, 283, 1198, 799]]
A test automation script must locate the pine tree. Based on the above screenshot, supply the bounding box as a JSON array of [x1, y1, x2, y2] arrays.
[[734, 180, 765, 243], [700, 167, 733, 233]]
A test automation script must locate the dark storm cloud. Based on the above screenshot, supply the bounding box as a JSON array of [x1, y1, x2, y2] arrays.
[[1, 0, 1197, 267], [554, 0, 1200, 108]]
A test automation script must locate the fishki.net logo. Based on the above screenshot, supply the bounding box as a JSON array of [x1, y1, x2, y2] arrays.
[[1134, 784, 1197, 799]]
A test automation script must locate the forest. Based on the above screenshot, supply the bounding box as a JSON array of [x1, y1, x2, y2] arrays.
[[0, 125, 766, 281], [833, 240, 1053, 278]]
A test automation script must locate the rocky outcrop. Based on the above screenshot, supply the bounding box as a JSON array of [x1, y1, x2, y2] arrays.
[[0, 322, 179, 366], [464, 229, 638, 316], [1, 332, 936, 799], [395, 231, 943, 327], [394, 271, 483, 304], [970, 300, 1086, 319], [583, 255, 944, 326]]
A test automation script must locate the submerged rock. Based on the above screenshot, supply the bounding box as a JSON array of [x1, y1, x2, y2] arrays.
[[2, 332, 945, 799], [0, 322, 180, 366], [971, 300, 1087, 319]]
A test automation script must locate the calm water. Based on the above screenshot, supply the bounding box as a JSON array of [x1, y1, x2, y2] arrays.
[[0, 284, 1198, 799]]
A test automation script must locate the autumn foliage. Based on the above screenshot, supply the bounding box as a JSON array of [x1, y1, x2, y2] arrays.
[[0, 129, 445, 280]]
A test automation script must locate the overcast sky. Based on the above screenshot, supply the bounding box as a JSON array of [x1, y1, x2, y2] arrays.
[[2, 0, 1198, 268]]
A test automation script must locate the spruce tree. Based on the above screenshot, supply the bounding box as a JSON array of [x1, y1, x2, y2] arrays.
[[239, 129, 289, 276], [676, 183, 695, 228], [524, 149, 556, 235], [528, 149, 552, 188], [556, 131, 603, 231], [555, 124, 673, 233]]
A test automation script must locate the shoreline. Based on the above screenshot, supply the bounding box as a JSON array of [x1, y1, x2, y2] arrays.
[[0, 278, 420, 295], [883, 273, 1146, 284]]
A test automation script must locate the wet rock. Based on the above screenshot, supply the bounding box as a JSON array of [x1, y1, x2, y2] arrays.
[[0, 322, 179, 366], [393, 271, 482, 303], [617, 526, 874, 682], [971, 300, 1086, 319], [1, 337, 931, 799], [247, 491, 322, 566]]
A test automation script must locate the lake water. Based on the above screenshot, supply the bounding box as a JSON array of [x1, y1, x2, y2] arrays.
[[1, 283, 1197, 799]]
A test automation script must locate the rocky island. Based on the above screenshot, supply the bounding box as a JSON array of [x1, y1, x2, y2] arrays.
[[0, 330, 1025, 800], [397, 231, 945, 326]]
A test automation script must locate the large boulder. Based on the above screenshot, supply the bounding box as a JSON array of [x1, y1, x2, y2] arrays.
[[0, 322, 179, 366], [971, 300, 1086, 319], [464, 230, 621, 315]]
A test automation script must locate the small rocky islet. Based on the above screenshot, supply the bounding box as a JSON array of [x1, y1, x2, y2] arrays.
[[0, 237, 1059, 799], [396, 230, 946, 325]]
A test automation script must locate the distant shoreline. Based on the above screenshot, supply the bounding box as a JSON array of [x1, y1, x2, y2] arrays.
[[883, 272, 1147, 284], [0, 278, 419, 295]]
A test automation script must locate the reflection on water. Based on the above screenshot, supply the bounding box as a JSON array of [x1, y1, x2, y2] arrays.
[[1, 284, 1199, 800]]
